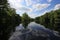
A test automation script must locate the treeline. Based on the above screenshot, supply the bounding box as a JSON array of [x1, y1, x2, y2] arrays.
[[21, 13, 34, 29], [0, 0, 60, 40], [35, 9, 60, 32], [0, 0, 34, 40], [0, 0, 21, 40]]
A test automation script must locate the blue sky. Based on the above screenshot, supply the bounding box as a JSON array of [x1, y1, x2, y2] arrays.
[[8, 0, 60, 18]]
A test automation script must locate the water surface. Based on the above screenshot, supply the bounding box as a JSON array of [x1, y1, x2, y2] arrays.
[[9, 22, 60, 40]]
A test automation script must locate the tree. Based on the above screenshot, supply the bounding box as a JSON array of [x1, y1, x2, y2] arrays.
[[22, 13, 30, 29], [37, 9, 60, 32], [35, 16, 40, 24], [0, 0, 21, 40]]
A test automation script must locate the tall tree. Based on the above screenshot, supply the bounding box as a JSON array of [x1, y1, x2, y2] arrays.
[[0, 0, 21, 40], [35, 16, 40, 24], [22, 13, 30, 29]]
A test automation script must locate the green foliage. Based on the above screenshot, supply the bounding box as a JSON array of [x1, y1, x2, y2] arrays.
[[34, 9, 60, 32], [0, 0, 21, 40], [22, 13, 30, 29], [35, 16, 40, 24], [0, 0, 60, 40]]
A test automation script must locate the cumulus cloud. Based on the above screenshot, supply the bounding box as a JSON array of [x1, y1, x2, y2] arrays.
[[54, 4, 60, 10], [25, 0, 41, 6], [8, 0, 32, 12], [47, 0, 52, 2], [8, 0, 51, 18], [28, 13, 38, 18], [25, 0, 32, 6], [8, 0, 32, 16], [18, 7, 32, 12], [33, 4, 50, 10], [8, 0, 23, 9], [16, 7, 32, 16]]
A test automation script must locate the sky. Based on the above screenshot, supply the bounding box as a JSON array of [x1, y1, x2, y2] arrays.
[[8, 0, 60, 18]]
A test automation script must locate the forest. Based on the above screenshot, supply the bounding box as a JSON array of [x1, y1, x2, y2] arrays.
[[0, 0, 60, 40], [35, 9, 60, 32]]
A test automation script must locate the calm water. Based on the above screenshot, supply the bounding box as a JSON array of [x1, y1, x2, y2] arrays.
[[9, 22, 60, 40]]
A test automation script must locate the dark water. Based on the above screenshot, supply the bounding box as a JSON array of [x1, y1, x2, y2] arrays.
[[9, 22, 60, 40]]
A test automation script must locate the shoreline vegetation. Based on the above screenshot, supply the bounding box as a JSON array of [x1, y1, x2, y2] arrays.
[[0, 0, 60, 40]]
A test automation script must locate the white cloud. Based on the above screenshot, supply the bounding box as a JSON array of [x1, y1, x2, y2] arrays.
[[25, 0, 41, 6], [16, 7, 32, 16], [54, 4, 60, 10], [47, 0, 52, 2], [29, 8, 53, 18], [25, 0, 32, 6], [8, 0, 51, 18], [42, 11, 50, 15], [8, 0, 32, 16], [8, 0, 23, 9], [8, 0, 32, 11], [18, 7, 32, 12], [33, 4, 50, 10], [28, 13, 38, 18]]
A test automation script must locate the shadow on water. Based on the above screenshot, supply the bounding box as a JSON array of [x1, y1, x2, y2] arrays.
[[9, 22, 60, 40], [0, 20, 20, 40]]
